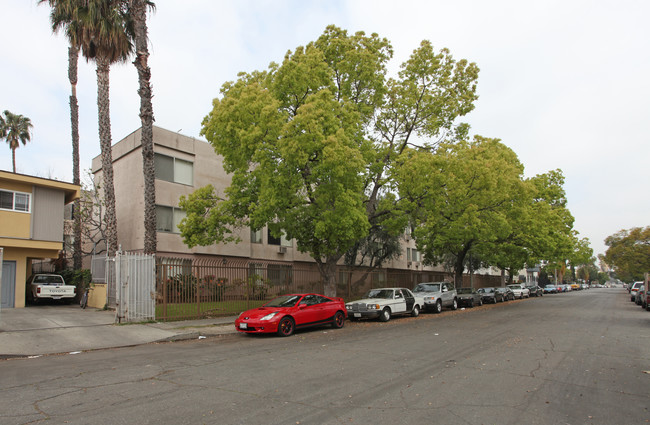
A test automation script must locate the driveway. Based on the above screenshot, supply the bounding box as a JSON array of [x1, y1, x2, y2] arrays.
[[0, 304, 115, 332]]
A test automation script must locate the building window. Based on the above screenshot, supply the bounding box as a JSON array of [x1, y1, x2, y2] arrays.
[[248, 263, 265, 285], [281, 233, 292, 247], [407, 248, 421, 262], [268, 264, 292, 286], [250, 228, 263, 244], [156, 205, 186, 233], [267, 228, 281, 245], [0, 189, 30, 212], [154, 153, 193, 185], [267, 228, 292, 247]]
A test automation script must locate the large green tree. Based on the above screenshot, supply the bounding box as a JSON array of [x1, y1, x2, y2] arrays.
[[604, 226, 650, 281], [479, 169, 582, 285], [395, 136, 526, 289], [179, 26, 479, 296], [1, 110, 33, 173]]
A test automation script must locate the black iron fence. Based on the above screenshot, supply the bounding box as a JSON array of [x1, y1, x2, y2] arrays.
[[154, 257, 503, 321]]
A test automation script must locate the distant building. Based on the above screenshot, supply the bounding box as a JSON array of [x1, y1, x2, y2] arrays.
[[0, 170, 80, 308]]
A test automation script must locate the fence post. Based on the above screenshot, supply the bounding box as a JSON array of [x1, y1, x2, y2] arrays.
[[162, 265, 168, 320], [196, 268, 200, 317]]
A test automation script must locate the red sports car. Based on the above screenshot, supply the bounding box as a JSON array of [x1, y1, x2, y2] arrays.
[[235, 293, 347, 337]]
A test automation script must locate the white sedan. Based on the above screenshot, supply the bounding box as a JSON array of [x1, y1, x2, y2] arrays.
[[346, 287, 423, 322], [507, 284, 530, 299]]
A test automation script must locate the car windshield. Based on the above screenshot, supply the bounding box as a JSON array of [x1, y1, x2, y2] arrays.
[[364, 289, 394, 299], [479, 288, 494, 293], [457, 288, 473, 294], [507, 285, 519, 290], [413, 283, 441, 293], [545, 285, 555, 288], [264, 295, 302, 308], [32, 275, 64, 285]]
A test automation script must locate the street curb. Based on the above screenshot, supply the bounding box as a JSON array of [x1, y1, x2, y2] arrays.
[[158, 331, 201, 342]]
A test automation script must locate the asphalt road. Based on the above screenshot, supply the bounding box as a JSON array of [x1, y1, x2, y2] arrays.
[[1, 288, 648, 425]]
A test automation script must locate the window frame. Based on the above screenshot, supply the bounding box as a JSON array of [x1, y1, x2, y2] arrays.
[[0, 189, 31, 213], [155, 204, 186, 233], [154, 153, 194, 186]]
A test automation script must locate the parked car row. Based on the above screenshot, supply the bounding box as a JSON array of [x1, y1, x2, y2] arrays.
[[235, 282, 543, 337], [542, 283, 589, 294], [630, 281, 649, 311]]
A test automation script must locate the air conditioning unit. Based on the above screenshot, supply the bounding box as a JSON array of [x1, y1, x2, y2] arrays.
[[278, 246, 287, 254]]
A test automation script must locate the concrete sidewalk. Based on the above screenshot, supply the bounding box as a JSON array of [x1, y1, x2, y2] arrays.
[[0, 305, 238, 358]]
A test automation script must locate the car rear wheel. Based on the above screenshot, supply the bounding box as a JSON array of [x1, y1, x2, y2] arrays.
[[277, 316, 295, 337], [451, 298, 458, 310], [478, 298, 483, 306], [411, 305, 420, 317], [468, 299, 474, 308], [332, 311, 345, 329], [379, 307, 391, 322]]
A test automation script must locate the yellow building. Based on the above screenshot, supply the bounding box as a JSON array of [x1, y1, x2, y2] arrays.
[[0, 171, 80, 308]]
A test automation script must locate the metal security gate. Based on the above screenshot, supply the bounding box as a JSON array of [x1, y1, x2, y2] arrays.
[[1, 260, 16, 309], [114, 250, 156, 323]]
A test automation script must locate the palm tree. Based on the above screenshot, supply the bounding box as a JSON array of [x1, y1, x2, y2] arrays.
[[63, 0, 133, 256], [1, 110, 33, 173], [127, 0, 157, 255], [41, 0, 83, 268]]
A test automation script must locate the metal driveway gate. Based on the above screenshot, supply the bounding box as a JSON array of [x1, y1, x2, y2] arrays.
[[114, 250, 156, 323]]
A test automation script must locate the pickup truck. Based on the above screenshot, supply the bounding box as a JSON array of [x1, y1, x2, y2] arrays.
[[26, 274, 76, 304], [413, 281, 457, 313]]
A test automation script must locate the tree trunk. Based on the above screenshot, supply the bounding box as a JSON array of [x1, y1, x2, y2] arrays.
[[130, 0, 157, 255], [96, 56, 118, 256], [11, 148, 16, 173], [317, 255, 342, 297], [69, 45, 83, 270], [454, 258, 464, 289]]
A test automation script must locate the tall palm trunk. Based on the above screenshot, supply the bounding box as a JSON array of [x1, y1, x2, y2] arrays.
[[96, 56, 118, 256], [130, 0, 156, 255], [69, 44, 83, 269], [11, 148, 17, 173]]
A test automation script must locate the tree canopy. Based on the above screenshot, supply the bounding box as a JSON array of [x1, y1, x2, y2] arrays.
[[1, 110, 33, 173], [179, 25, 479, 296], [604, 226, 650, 281], [395, 136, 527, 287]]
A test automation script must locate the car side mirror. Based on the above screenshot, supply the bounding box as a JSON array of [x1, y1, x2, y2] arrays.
[[299, 303, 307, 309]]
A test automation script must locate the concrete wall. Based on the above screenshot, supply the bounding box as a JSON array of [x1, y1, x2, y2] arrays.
[[88, 283, 107, 309]]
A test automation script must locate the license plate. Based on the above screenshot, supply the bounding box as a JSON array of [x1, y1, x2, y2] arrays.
[[239, 323, 248, 329], [354, 313, 361, 318]]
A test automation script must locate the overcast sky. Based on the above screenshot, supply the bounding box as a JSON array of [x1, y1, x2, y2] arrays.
[[1, 0, 649, 258]]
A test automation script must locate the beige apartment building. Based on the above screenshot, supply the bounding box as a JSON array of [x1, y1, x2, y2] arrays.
[[92, 126, 501, 288]]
